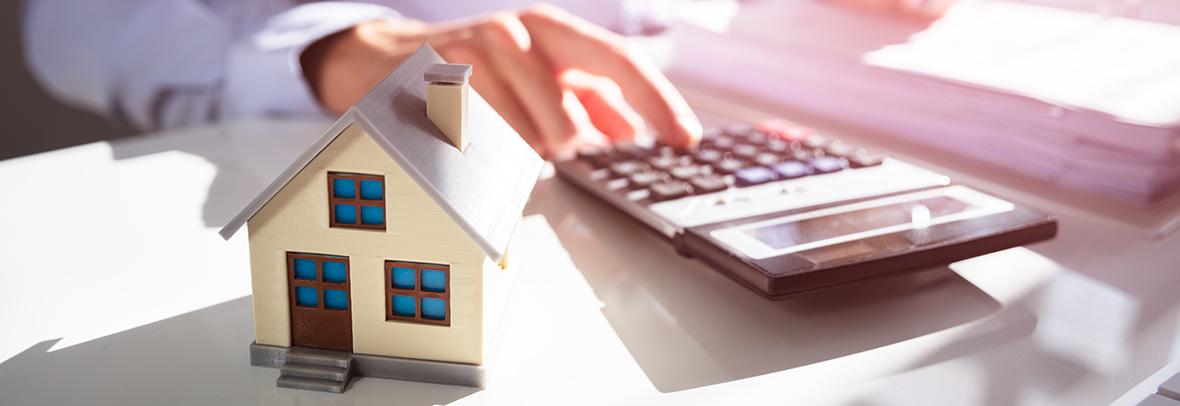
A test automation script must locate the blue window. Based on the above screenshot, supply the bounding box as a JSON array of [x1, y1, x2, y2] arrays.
[[329, 172, 386, 230], [295, 286, 318, 307], [393, 295, 416, 317], [334, 204, 357, 224], [421, 297, 446, 320], [421, 269, 446, 293], [361, 206, 384, 225], [332, 178, 356, 198], [322, 261, 347, 283], [288, 253, 349, 312], [392, 267, 415, 289], [360, 179, 383, 200], [324, 289, 349, 310], [386, 261, 450, 325], [293, 258, 317, 280]]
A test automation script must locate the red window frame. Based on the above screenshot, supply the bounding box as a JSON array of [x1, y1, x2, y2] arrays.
[[286, 252, 351, 311], [327, 172, 386, 230], [384, 260, 451, 326]]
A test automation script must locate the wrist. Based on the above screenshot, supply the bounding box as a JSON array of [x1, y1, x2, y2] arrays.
[[301, 19, 425, 113]]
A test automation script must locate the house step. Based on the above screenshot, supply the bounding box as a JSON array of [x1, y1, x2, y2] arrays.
[[277, 347, 355, 393], [283, 347, 353, 369], [276, 375, 348, 393], [280, 363, 350, 382]]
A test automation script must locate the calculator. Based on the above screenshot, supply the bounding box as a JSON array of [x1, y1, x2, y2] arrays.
[[554, 120, 1058, 298]]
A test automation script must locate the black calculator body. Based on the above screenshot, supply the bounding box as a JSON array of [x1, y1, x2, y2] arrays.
[[555, 121, 1057, 298]]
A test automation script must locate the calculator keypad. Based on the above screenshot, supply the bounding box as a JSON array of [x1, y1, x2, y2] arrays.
[[574, 121, 888, 204]]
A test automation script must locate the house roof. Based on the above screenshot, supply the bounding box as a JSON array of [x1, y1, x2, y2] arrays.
[[219, 45, 544, 261]]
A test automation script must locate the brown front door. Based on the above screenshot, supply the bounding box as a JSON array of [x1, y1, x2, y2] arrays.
[[287, 252, 352, 351]]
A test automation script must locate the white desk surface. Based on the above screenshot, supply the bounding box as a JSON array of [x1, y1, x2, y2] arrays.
[[2, 91, 1180, 406]]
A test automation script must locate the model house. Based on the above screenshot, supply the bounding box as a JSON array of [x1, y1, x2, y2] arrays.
[[218, 45, 544, 393]]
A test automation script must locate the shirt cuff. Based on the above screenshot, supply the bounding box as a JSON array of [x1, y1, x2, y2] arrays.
[[222, 2, 402, 120]]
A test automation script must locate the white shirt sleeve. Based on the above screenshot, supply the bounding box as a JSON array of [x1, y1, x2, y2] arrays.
[[22, 0, 401, 131]]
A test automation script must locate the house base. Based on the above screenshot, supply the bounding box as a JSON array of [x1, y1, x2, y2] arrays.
[[250, 342, 486, 390]]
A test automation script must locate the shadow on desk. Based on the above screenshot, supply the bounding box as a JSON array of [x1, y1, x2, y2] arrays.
[[0, 297, 478, 406], [527, 178, 1036, 393], [107, 120, 329, 230]]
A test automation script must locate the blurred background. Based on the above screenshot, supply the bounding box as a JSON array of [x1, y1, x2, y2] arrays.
[[6, 0, 1180, 167], [3, 0, 122, 160]]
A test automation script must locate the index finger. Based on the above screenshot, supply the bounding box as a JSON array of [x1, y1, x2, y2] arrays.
[[516, 5, 702, 148]]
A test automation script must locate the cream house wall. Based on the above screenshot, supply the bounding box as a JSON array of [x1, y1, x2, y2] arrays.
[[481, 233, 518, 358], [246, 124, 488, 365]]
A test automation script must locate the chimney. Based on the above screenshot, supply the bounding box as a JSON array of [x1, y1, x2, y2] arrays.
[[424, 63, 473, 151]]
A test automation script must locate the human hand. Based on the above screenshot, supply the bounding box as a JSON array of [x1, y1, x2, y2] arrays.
[[301, 4, 701, 158]]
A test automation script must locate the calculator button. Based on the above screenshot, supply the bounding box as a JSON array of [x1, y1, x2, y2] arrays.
[[605, 178, 630, 190], [733, 144, 760, 159], [754, 152, 780, 166], [825, 140, 855, 158], [704, 135, 736, 150], [647, 155, 680, 170], [649, 181, 692, 201], [766, 139, 790, 153], [626, 188, 651, 201], [670, 165, 706, 180], [810, 156, 849, 174], [742, 131, 769, 145], [609, 160, 647, 178], [702, 127, 724, 140], [804, 134, 831, 149], [849, 150, 886, 168], [588, 168, 611, 181], [695, 148, 724, 164], [788, 148, 817, 162], [628, 171, 664, 189], [689, 174, 729, 194], [715, 158, 747, 174], [653, 143, 691, 158], [773, 161, 809, 179], [734, 166, 777, 187]]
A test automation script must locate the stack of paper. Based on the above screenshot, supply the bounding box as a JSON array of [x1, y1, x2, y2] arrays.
[[671, 0, 1180, 203]]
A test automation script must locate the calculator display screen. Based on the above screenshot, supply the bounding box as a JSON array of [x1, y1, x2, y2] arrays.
[[743, 196, 974, 250]]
